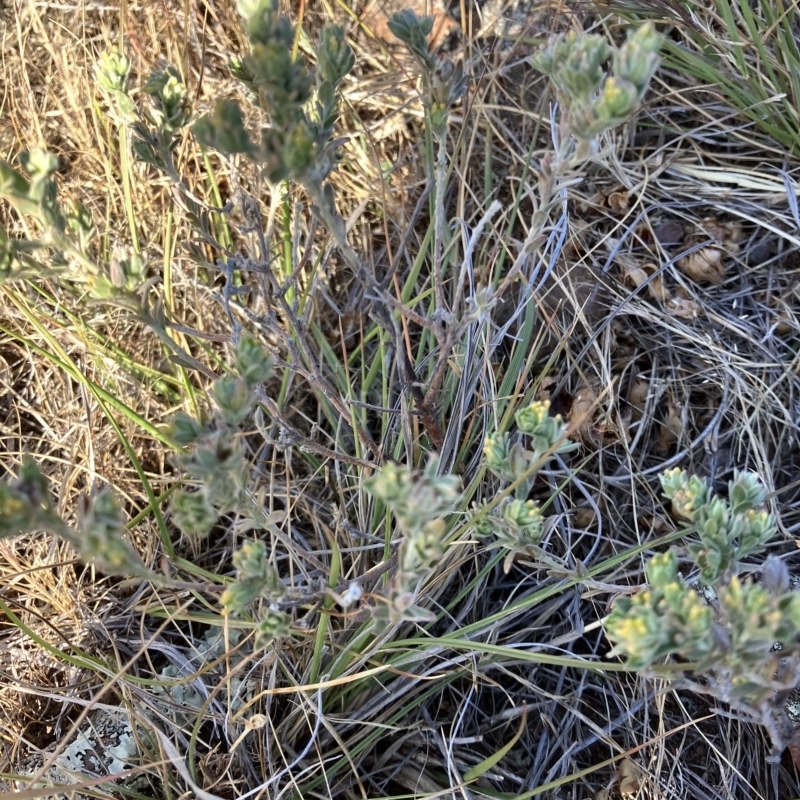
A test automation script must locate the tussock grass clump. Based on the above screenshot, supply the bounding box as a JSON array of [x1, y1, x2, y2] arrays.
[[2, 0, 800, 798]]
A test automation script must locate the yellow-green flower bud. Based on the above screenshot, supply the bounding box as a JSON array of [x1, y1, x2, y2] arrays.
[[613, 23, 663, 93], [503, 499, 543, 530], [402, 518, 447, 573], [739, 508, 775, 551], [162, 76, 191, 130], [471, 509, 502, 539], [283, 121, 317, 177], [515, 400, 573, 453], [483, 432, 512, 477], [728, 471, 767, 514], [516, 400, 551, 434], [235, 336, 273, 386], [317, 25, 355, 86], [594, 77, 640, 123], [697, 497, 729, 538], [221, 578, 263, 616], [78, 490, 148, 576], [661, 469, 709, 521], [365, 462, 409, 505], [255, 609, 291, 646], [645, 550, 678, 588], [94, 50, 131, 94], [487, 440, 532, 482], [233, 540, 269, 581]]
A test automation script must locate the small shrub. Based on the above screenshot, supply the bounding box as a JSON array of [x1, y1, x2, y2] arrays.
[[605, 470, 800, 752], [0, 7, 669, 641]]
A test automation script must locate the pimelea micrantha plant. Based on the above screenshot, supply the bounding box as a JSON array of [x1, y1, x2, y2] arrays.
[[471, 401, 578, 573], [0, 0, 472, 645], [364, 459, 462, 632], [521, 24, 662, 252], [0, 7, 665, 647], [605, 469, 800, 754]]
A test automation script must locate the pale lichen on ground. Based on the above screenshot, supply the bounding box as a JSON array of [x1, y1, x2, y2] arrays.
[[18, 708, 146, 800]]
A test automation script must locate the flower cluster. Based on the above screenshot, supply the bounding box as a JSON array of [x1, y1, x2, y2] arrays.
[[168, 336, 273, 538], [365, 459, 461, 631], [0, 52, 194, 297], [0, 455, 150, 578], [96, 52, 192, 176], [606, 551, 716, 671], [388, 10, 468, 134], [194, 0, 353, 188], [606, 470, 800, 709], [221, 539, 289, 645], [483, 401, 576, 485], [472, 401, 576, 571], [531, 24, 663, 143], [661, 469, 776, 584]]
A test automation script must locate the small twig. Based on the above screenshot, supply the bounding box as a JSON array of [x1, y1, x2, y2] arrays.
[[231, 188, 383, 462], [254, 387, 377, 469], [164, 321, 232, 343], [400, 342, 445, 452], [377, 180, 433, 292], [432, 131, 448, 313]]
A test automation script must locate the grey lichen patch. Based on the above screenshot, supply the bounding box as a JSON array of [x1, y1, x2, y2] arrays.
[[16, 626, 253, 800], [786, 690, 800, 726], [152, 626, 254, 725], [17, 708, 150, 800]]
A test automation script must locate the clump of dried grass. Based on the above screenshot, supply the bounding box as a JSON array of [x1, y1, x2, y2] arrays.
[[2, 0, 800, 798]]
